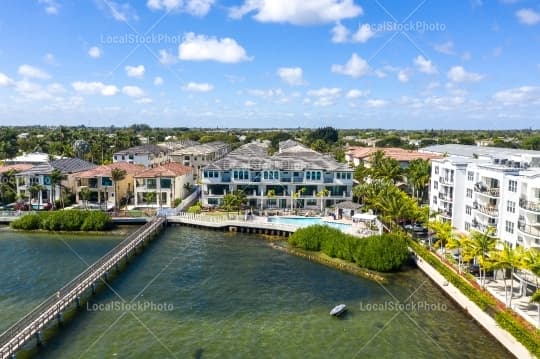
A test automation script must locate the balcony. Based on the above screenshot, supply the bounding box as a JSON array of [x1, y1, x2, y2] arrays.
[[473, 202, 499, 217], [439, 176, 454, 185], [474, 186, 500, 198], [518, 221, 540, 239], [438, 193, 453, 202], [471, 221, 498, 237], [439, 210, 453, 219], [519, 198, 540, 213]]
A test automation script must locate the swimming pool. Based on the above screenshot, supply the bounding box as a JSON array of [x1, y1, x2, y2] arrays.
[[267, 216, 351, 231]]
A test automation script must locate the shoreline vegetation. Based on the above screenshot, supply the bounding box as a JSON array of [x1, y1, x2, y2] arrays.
[[286, 224, 410, 275], [10, 210, 113, 232]]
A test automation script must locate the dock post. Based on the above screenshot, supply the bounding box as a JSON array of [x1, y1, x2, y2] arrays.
[[91, 282, 96, 295], [35, 330, 43, 346]]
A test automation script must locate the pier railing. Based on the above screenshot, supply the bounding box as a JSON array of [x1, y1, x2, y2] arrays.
[[0, 216, 166, 359]]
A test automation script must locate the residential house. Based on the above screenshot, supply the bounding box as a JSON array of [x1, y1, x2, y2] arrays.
[[4, 152, 60, 165], [0, 164, 33, 204], [134, 162, 193, 208], [15, 158, 96, 209], [169, 141, 230, 179], [201, 141, 353, 210], [345, 147, 441, 168], [74, 162, 144, 209], [113, 144, 169, 168]]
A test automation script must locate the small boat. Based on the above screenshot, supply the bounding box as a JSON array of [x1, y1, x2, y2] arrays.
[[330, 304, 347, 316]]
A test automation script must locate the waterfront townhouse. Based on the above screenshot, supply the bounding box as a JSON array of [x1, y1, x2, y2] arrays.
[[133, 162, 193, 208], [15, 158, 96, 209], [201, 141, 354, 210], [169, 141, 231, 179], [113, 144, 169, 168], [74, 162, 144, 210], [427, 144, 540, 249]]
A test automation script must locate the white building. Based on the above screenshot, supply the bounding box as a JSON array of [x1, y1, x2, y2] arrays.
[[113, 144, 168, 168], [427, 145, 540, 249], [169, 141, 230, 180]]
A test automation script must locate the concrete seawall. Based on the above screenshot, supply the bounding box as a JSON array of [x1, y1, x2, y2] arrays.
[[411, 254, 533, 359]]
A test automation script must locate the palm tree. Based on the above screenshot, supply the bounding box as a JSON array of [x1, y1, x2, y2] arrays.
[[427, 220, 453, 253], [79, 187, 91, 210], [406, 159, 431, 202], [462, 228, 497, 288], [447, 232, 467, 273], [28, 184, 43, 208], [111, 167, 127, 212], [353, 162, 370, 183], [316, 188, 330, 212], [49, 169, 66, 209], [490, 243, 524, 308]]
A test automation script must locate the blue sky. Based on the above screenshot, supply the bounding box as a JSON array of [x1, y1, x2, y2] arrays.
[[0, 0, 539, 129]]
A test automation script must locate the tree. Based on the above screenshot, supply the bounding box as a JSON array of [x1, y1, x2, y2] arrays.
[[307, 127, 339, 144], [28, 184, 43, 206], [406, 159, 431, 202], [490, 243, 524, 308], [462, 228, 497, 288], [79, 187, 91, 210], [111, 167, 127, 211], [427, 219, 453, 252], [143, 191, 157, 205], [49, 169, 66, 209], [447, 232, 467, 273], [316, 188, 330, 212], [0, 169, 17, 204], [223, 190, 246, 213], [353, 162, 369, 184]]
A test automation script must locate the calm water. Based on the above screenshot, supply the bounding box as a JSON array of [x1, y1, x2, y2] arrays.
[[0, 227, 511, 359], [268, 216, 352, 231]]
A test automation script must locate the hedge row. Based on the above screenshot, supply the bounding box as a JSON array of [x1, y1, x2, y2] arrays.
[[288, 225, 409, 272], [11, 211, 113, 232], [409, 238, 540, 356]]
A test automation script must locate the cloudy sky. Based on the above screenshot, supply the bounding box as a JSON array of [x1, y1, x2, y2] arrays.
[[0, 0, 539, 129]]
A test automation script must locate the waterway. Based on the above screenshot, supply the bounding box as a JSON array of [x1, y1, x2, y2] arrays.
[[0, 227, 512, 358]]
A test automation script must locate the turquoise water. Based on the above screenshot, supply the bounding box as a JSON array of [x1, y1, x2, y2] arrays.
[[268, 216, 352, 231], [0, 226, 513, 358]]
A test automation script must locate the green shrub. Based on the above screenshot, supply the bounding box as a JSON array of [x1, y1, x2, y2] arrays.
[[10, 213, 42, 230], [289, 225, 409, 272], [81, 211, 112, 231], [173, 198, 182, 207], [188, 204, 202, 214]]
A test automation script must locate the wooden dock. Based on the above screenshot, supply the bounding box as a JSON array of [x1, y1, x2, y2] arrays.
[[0, 217, 166, 359]]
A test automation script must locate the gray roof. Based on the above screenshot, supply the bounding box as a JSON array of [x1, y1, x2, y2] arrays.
[[205, 142, 352, 171], [334, 201, 363, 210], [17, 158, 96, 176], [114, 144, 167, 156], [171, 141, 229, 156], [420, 144, 540, 159]]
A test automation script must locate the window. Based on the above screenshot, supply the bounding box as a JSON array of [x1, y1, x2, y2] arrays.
[[466, 188, 473, 198], [433, 196, 437, 205], [506, 200, 516, 214], [467, 171, 474, 181], [434, 166, 439, 175], [505, 221, 514, 234], [508, 180, 517, 193], [263, 171, 279, 180], [466, 206, 472, 215], [465, 222, 471, 230], [434, 181, 438, 190]]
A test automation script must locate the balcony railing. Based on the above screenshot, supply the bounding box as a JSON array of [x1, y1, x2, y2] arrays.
[[439, 210, 452, 218], [519, 198, 540, 213], [474, 187, 500, 198], [518, 221, 540, 238], [473, 202, 499, 217], [438, 193, 453, 202], [471, 222, 498, 237], [439, 176, 454, 185]]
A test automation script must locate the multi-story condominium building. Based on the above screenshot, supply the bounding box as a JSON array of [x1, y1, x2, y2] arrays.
[[113, 144, 169, 168], [15, 158, 97, 209], [74, 162, 144, 209], [427, 145, 540, 249], [201, 141, 353, 210], [133, 163, 193, 208], [169, 141, 231, 179]]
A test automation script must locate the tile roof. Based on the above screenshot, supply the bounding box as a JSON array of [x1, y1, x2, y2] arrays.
[[75, 162, 145, 178], [16, 158, 96, 176], [0, 164, 33, 174], [346, 147, 442, 162], [134, 162, 193, 178]]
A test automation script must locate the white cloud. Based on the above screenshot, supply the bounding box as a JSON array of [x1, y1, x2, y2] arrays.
[[447, 66, 484, 83], [38, 0, 60, 14], [178, 33, 251, 63], [434, 41, 455, 55], [229, 0, 363, 25], [125, 65, 145, 78], [307, 87, 341, 106], [277, 67, 304, 86], [352, 24, 375, 43], [331, 22, 349, 43], [331, 53, 370, 78], [122, 86, 145, 97], [244, 100, 256, 107], [413, 55, 437, 74], [88, 46, 102, 59], [248, 88, 285, 98], [72, 81, 119, 96], [43, 53, 58, 65], [397, 69, 410, 83], [493, 86, 540, 105], [158, 49, 178, 65], [366, 99, 387, 107], [516, 8, 540, 25], [182, 82, 214, 92], [147, 0, 214, 17], [154, 76, 164, 86], [135, 97, 153, 104], [98, 0, 139, 22], [0, 73, 13, 87], [14, 80, 53, 101], [18, 65, 51, 80], [346, 89, 369, 99]]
